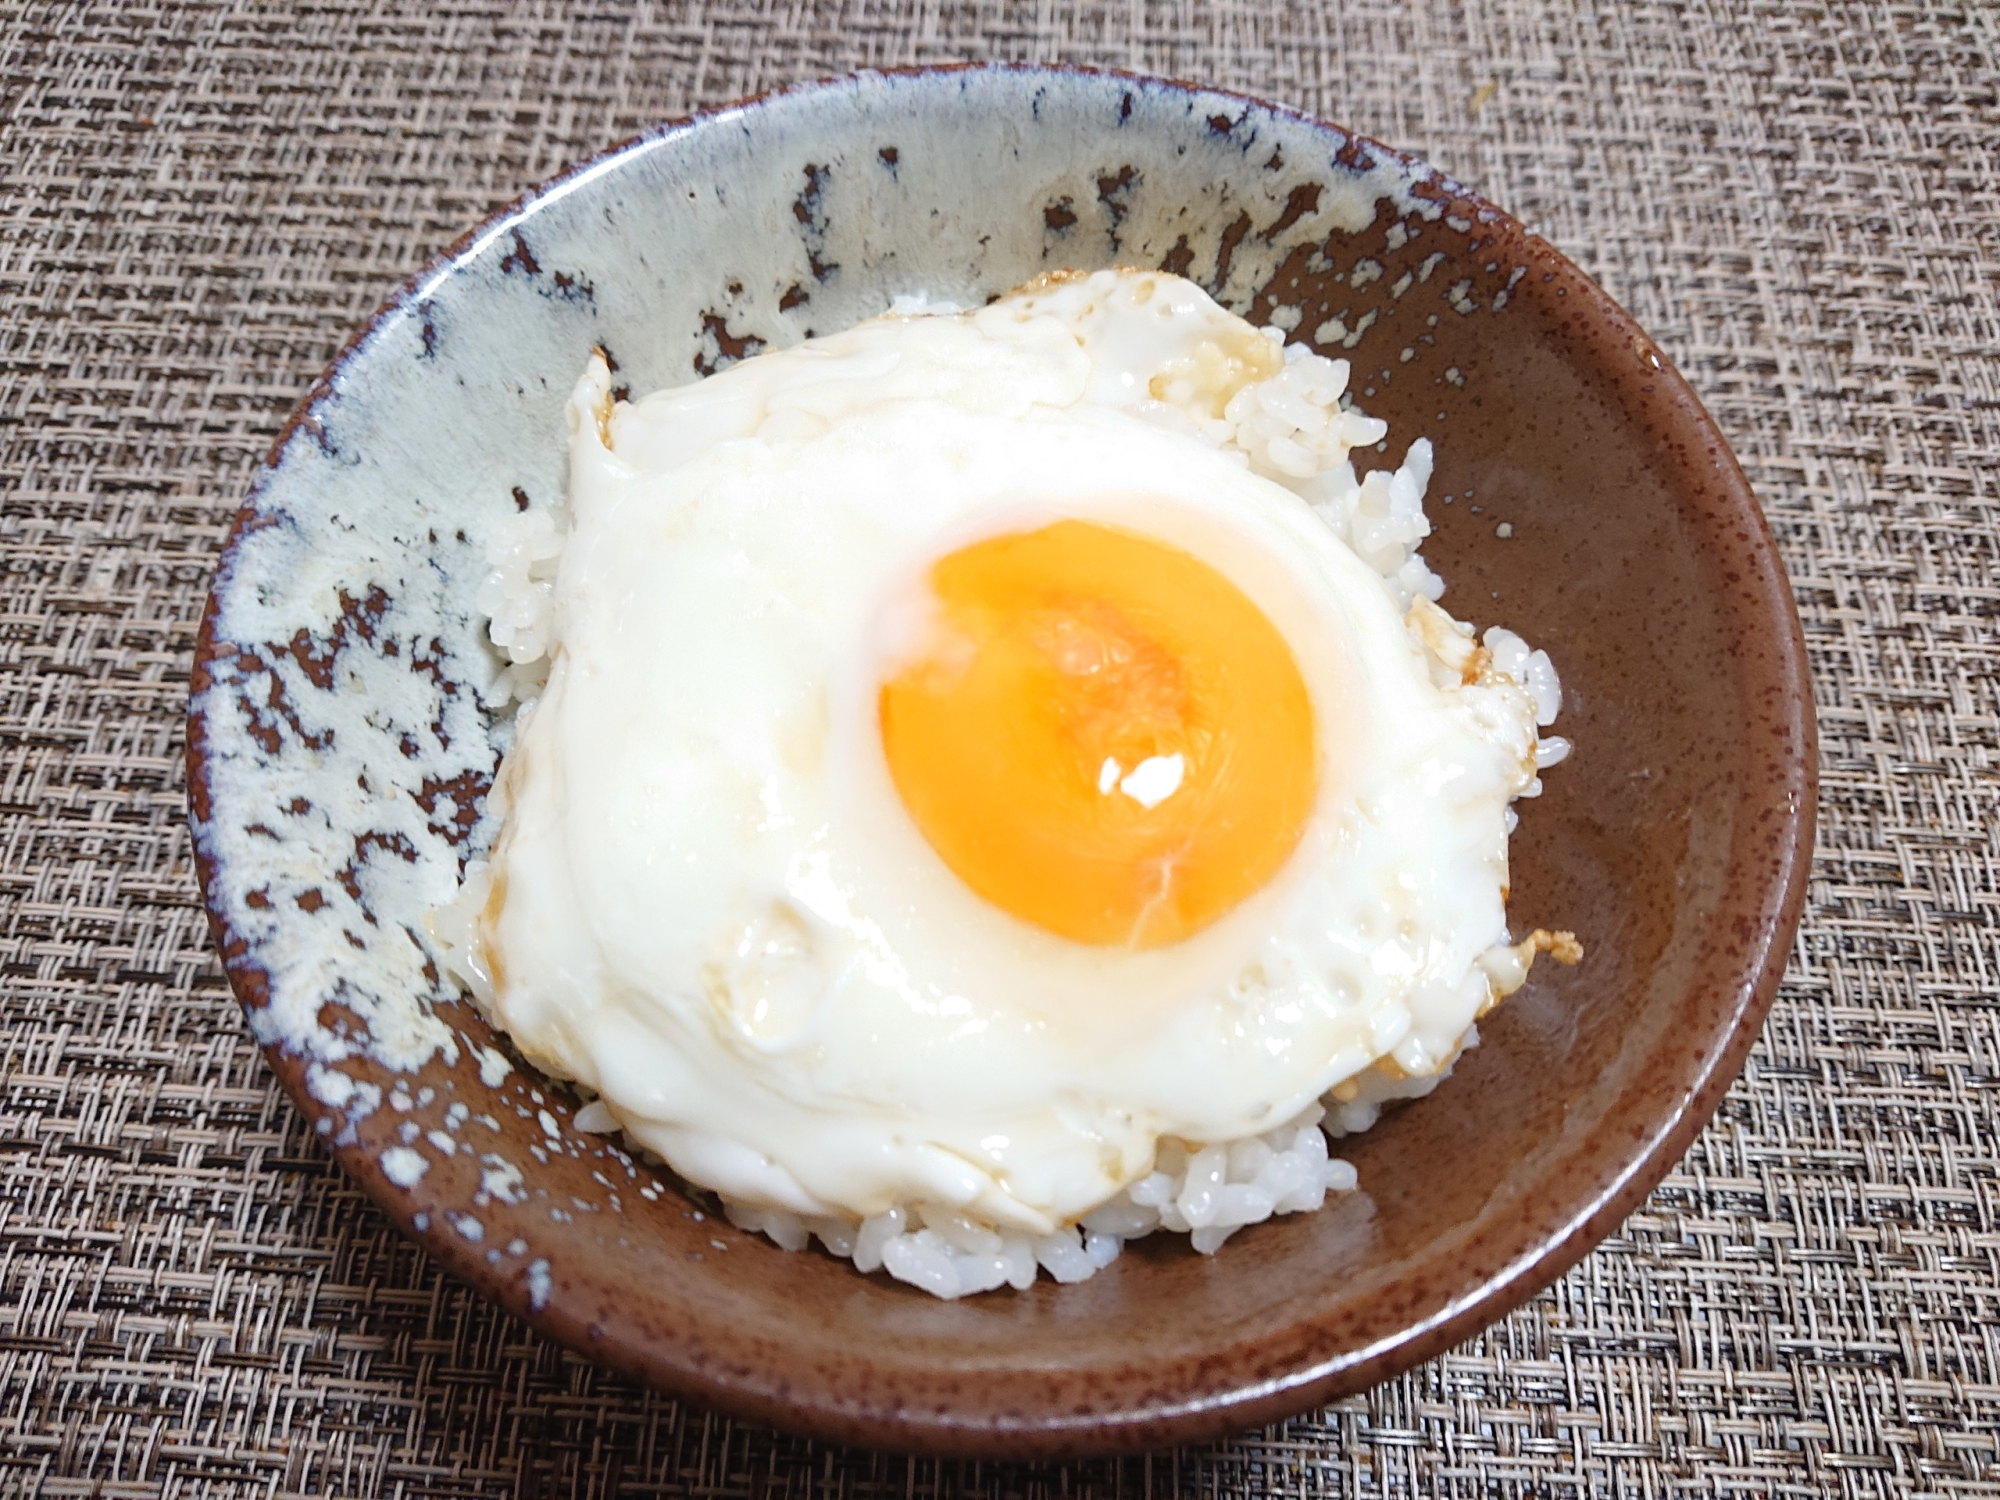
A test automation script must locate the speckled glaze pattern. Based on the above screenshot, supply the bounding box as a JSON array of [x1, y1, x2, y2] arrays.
[[187, 65, 1816, 1458]]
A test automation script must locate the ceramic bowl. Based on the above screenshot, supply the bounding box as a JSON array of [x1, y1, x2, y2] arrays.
[[188, 65, 1815, 1457]]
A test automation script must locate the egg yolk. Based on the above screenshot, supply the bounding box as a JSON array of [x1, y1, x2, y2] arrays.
[[879, 519, 1318, 948]]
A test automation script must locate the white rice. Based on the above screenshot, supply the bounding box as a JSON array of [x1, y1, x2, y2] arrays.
[[453, 302, 1569, 1299], [544, 1047, 1462, 1301], [715, 1096, 1371, 1297]]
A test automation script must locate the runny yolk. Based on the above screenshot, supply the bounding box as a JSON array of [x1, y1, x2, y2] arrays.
[[878, 519, 1318, 948]]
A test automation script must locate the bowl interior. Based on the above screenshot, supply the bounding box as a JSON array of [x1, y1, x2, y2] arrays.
[[188, 67, 1814, 1457]]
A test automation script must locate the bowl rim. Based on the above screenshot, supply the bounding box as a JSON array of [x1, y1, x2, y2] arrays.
[[187, 61, 1819, 1457]]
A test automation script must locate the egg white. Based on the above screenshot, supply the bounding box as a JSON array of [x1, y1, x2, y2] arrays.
[[468, 274, 1545, 1235]]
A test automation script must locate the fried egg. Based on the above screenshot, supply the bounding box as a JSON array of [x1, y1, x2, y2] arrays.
[[442, 270, 1571, 1254]]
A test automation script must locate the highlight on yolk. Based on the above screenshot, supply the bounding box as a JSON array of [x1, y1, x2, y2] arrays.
[[878, 518, 1318, 948]]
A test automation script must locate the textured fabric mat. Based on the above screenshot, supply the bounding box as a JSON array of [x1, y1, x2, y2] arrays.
[[2, 2, 1997, 1495]]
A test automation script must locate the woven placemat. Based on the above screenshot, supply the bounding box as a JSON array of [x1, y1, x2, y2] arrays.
[[3, 1, 1996, 1495]]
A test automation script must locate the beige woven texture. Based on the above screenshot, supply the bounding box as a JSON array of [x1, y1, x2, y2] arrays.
[[3, 1, 1996, 1495]]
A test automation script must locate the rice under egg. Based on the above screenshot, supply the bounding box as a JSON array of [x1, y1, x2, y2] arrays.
[[435, 268, 1577, 1299]]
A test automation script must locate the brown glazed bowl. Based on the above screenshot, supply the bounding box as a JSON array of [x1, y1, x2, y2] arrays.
[[187, 66, 1815, 1457]]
